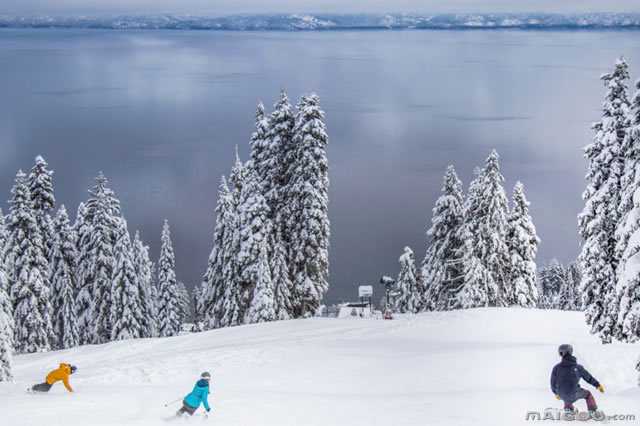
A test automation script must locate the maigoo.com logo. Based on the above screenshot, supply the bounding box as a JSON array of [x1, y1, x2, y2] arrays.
[[525, 409, 636, 422]]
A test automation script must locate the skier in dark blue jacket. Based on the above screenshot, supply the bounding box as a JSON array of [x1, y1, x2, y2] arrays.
[[176, 372, 212, 417], [550, 344, 604, 414]]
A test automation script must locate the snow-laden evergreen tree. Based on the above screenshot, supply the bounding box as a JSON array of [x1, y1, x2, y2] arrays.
[[271, 227, 293, 320], [476, 151, 511, 306], [237, 166, 272, 321], [246, 241, 276, 323], [74, 202, 93, 345], [7, 170, 52, 353], [287, 94, 330, 317], [422, 166, 464, 311], [90, 190, 119, 344], [537, 260, 567, 309], [557, 263, 582, 311], [455, 168, 492, 309], [249, 100, 294, 321], [506, 182, 540, 308], [0, 275, 12, 381], [110, 229, 142, 341], [176, 282, 191, 325], [157, 221, 182, 337], [76, 174, 122, 344], [0, 210, 13, 381], [132, 232, 155, 338], [269, 92, 297, 316], [201, 176, 239, 329], [579, 58, 631, 343], [192, 282, 205, 331], [28, 156, 55, 259], [50, 206, 79, 349], [394, 247, 419, 313], [612, 79, 640, 342]]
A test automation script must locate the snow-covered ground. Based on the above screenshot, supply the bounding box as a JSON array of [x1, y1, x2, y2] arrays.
[[1, 308, 638, 425]]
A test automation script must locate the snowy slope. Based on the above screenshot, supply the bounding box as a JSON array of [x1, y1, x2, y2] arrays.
[[0, 309, 638, 425]]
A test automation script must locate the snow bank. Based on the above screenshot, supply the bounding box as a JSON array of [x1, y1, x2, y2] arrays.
[[0, 308, 638, 425]]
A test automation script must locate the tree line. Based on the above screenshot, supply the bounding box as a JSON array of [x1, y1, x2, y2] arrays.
[[391, 151, 540, 313], [0, 90, 331, 382], [579, 57, 640, 344], [194, 91, 330, 329]]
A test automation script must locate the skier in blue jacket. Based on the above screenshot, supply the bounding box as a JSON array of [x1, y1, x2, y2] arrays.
[[176, 372, 212, 417], [550, 344, 604, 414]]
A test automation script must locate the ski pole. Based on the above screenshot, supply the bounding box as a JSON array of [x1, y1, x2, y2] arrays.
[[163, 398, 182, 407]]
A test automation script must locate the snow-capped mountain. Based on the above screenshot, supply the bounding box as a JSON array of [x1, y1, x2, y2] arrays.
[[1, 13, 640, 31]]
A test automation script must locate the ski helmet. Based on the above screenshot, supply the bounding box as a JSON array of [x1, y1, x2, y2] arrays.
[[70, 365, 78, 374], [558, 344, 573, 357], [201, 371, 211, 380]]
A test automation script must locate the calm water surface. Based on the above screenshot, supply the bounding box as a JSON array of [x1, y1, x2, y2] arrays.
[[1, 29, 639, 302]]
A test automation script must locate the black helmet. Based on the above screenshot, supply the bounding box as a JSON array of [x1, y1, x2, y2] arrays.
[[201, 371, 211, 380], [70, 365, 78, 374], [558, 344, 573, 357]]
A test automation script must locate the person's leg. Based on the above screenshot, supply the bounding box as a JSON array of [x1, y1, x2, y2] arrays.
[[31, 383, 53, 392], [176, 404, 196, 417], [576, 388, 598, 411], [563, 400, 575, 412]]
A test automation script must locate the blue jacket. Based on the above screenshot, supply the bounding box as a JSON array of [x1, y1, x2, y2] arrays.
[[550, 355, 599, 401], [184, 379, 211, 411]]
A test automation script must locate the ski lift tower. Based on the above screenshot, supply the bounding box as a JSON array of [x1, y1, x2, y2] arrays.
[[380, 275, 396, 310]]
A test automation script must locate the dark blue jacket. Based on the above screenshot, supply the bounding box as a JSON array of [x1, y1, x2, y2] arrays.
[[550, 355, 600, 401]]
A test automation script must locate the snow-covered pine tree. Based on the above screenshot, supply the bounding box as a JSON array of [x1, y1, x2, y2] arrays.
[[475, 150, 511, 306], [7, 170, 52, 353], [422, 165, 464, 311], [612, 79, 640, 342], [557, 263, 582, 311], [271, 227, 293, 320], [506, 182, 540, 308], [156, 220, 182, 337], [201, 176, 240, 329], [192, 282, 205, 331], [538, 260, 567, 309], [176, 282, 191, 325], [246, 241, 276, 323], [76, 174, 122, 344], [0, 274, 12, 381], [237, 166, 273, 323], [579, 58, 631, 343], [0, 210, 13, 381], [394, 247, 419, 313], [455, 167, 492, 309], [268, 92, 297, 316], [90, 189, 119, 344], [28, 156, 55, 259], [110, 227, 142, 341], [132, 231, 155, 338], [74, 202, 93, 345], [50, 205, 79, 349], [248, 100, 294, 321], [287, 94, 330, 317]]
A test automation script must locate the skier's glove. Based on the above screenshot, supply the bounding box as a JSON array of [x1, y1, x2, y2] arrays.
[[555, 394, 561, 400], [597, 384, 605, 393], [206, 408, 211, 412]]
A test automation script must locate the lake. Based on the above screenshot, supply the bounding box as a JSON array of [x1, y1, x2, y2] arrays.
[[1, 28, 639, 303]]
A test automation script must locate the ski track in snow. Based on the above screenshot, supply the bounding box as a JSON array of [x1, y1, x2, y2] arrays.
[[1, 308, 638, 425]]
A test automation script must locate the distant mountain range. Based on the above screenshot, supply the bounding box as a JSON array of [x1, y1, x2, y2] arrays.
[[1, 13, 640, 31]]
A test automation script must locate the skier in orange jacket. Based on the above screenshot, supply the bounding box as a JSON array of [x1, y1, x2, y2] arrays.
[[31, 363, 77, 393]]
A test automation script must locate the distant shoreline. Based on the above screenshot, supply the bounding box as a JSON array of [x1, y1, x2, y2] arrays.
[[2, 13, 640, 31]]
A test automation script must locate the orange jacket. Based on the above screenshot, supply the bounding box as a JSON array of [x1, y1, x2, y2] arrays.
[[46, 363, 73, 392]]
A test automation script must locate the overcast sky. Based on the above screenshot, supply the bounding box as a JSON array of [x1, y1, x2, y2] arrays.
[[4, 0, 640, 16]]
